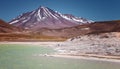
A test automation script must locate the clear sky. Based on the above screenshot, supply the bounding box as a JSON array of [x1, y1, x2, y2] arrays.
[[0, 0, 120, 22]]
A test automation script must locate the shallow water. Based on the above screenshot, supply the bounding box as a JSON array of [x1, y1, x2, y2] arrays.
[[29, 56, 120, 69], [0, 44, 120, 69]]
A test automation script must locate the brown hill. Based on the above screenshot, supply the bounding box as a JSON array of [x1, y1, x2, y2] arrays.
[[88, 20, 120, 33], [0, 19, 20, 33]]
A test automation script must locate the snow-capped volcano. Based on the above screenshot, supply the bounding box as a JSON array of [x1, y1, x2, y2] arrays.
[[9, 6, 93, 30]]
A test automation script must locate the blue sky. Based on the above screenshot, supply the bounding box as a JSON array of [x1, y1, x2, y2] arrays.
[[0, 0, 120, 22]]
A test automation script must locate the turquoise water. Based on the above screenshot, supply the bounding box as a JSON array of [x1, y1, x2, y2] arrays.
[[0, 44, 120, 69]]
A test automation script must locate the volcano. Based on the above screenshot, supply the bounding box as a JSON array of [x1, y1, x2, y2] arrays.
[[9, 6, 93, 31]]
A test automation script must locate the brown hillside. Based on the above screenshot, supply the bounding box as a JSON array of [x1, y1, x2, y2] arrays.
[[0, 19, 20, 33]]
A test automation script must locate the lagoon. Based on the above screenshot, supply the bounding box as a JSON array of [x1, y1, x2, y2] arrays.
[[0, 44, 120, 69]]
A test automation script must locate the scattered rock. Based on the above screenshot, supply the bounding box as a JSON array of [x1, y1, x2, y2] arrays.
[[54, 32, 120, 56]]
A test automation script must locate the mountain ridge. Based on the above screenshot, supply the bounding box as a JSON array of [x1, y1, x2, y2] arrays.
[[9, 6, 93, 30]]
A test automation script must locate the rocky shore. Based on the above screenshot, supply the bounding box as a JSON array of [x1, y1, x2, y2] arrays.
[[54, 32, 120, 58]]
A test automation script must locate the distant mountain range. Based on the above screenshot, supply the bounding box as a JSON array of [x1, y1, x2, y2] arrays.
[[9, 6, 93, 31]]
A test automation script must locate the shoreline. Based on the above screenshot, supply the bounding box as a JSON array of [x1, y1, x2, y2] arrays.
[[0, 42, 63, 46], [51, 54, 120, 62]]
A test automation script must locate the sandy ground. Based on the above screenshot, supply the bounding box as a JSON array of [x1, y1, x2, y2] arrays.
[[0, 42, 120, 62]]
